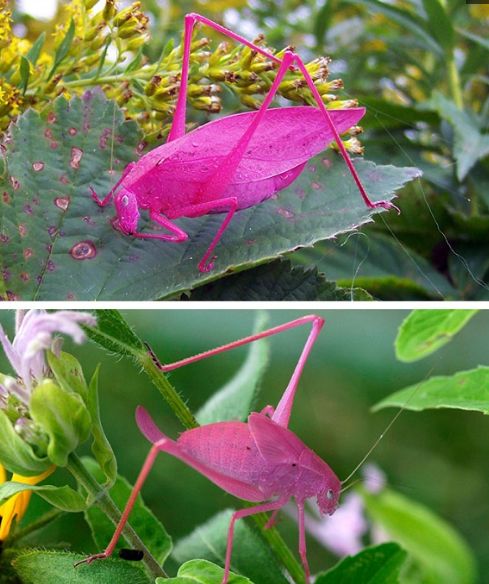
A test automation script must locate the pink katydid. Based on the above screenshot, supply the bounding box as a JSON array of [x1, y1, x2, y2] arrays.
[[90, 13, 398, 273], [77, 315, 391, 584]]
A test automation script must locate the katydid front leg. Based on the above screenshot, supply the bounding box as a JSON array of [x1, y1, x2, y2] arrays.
[[150, 314, 325, 429]]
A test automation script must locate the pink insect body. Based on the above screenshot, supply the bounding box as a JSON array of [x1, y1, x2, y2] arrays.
[[78, 315, 341, 584], [91, 14, 397, 273]]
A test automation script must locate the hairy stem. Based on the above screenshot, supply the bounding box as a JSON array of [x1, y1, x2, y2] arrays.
[[141, 352, 199, 429], [66, 453, 167, 580]]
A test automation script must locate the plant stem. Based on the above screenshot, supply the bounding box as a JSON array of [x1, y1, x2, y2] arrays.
[[252, 512, 305, 584], [447, 55, 463, 109], [66, 453, 167, 580], [9, 509, 64, 544], [141, 352, 199, 429]]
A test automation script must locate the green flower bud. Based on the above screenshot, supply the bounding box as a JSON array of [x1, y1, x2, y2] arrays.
[[30, 380, 91, 468]]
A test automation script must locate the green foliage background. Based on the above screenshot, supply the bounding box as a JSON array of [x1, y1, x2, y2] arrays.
[[1, 310, 488, 581]]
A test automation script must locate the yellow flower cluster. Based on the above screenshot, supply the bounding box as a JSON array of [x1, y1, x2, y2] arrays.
[[0, 0, 359, 151]]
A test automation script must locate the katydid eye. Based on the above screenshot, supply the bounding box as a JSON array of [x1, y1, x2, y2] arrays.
[[326, 489, 334, 500], [121, 195, 129, 206]]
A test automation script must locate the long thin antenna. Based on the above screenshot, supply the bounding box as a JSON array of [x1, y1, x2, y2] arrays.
[[341, 366, 435, 486]]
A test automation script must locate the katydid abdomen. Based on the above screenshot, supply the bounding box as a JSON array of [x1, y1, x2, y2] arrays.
[[123, 106, 366, 215]]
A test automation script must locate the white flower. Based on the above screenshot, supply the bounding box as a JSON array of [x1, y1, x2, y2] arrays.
[[0, 309, 96, 399]]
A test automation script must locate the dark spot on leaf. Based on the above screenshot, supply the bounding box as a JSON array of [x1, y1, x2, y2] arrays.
[[311, 181, 321, 190], [44, 128, 53, 139], [23, 204, 33, 215], [10, 176, 20, 190], [321, 158, 332, 169], [20, 272, 29, 282], [295, 187, 306, 199], [59, 174, 70, 185], [277, 207, 294, 219], [309, 165, 317, 173], [23, 248, 33, 260], [67, 292, 75, 300], [70, 147, 83, 169], [68, 127, 78, 136], [47, 112, 57, 124], [2, 269, 10, 282], [47, 226, 58, 237], [6, 291, 19, 301], [54, 196, 70, 210], [32, 161, 45, 172], [50, 141, 59, 149], [70, 240, 97, 260], [46, 260, 56, 272], [99, 128, 112, 149], [2, 192, 10, 203], [82, 216, 96, 226], [0, 234, 9, 244], [18, 224, 26, 237]]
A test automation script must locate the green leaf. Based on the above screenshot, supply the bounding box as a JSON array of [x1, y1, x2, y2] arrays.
[[26, 32, 46, 66], [85, 309, 145, 357], [294, 232, 455, 300], [83, 458, 172, 566], [47, 350, 89, 397], [173, 509, 288, 584], [0, 409, 51, 476], [361, 488, 476, 584], [30, 380, 91, 467], [189, 260, 371, 300], [12, 551, 150, 584], [315, 542, 407, 583], [197, 313, 269, 424], [395, 309, 477, 362], [159, 559, 253, 584], [19, 56, 30, 95], [421, 0, 454, 53], [343, 0, 443, 55], [431, 92, 489, 181], [0, 93, 420, 300], [48, 19, 76, 80], [86, 366, 117, 487], [0, 481, 86, 512], [373, 366, 489, 415], [314, 0, 336, 47]]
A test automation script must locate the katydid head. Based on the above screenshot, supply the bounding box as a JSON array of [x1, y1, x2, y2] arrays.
[[114, 189, 140, 234], [317, 475, 341, 516]]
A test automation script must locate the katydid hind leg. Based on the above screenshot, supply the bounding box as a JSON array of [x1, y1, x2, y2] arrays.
[[168, 12, 283, 143], [151, 314, 324, 429], [284, 51, 398, 212], [75, 443, 162, 567]]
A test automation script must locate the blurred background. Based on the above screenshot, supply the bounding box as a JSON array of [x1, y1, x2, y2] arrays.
[[1, 309, 488, 579]]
